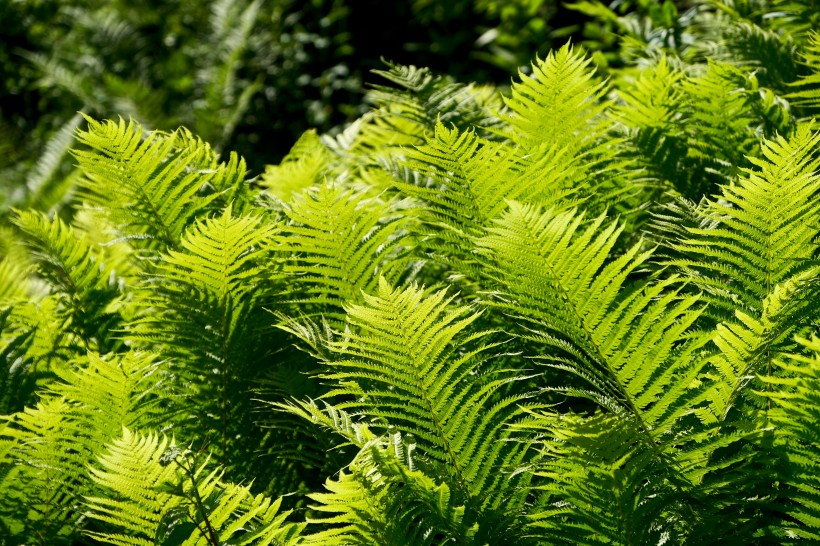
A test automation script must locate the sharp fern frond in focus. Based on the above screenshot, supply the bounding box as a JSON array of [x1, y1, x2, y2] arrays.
[[13, 209, 123, 352], [129, 204, 277, 471], [86, 427, 303, 546]]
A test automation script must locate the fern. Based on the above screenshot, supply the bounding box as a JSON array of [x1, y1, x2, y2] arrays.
[[13, 209, 124, 352], [667, 126, 820, 317], [73, 117, 226, 253], [303, 278, 532, 528], [86, 427, 303, 546], [272, 184, 414, 323], [758, 336, 820, 540], [0, 351, 160, 544], [129, 204, 277, 470]]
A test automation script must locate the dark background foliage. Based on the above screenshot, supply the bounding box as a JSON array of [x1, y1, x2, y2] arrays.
[[0, 0, 600, 213]]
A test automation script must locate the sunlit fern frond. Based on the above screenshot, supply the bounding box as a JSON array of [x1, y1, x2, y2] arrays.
[[668, 125, 820, 317], [477, 202, 710, 435], [272, 184, 414, 324], [73, 116, 234, 254], [503, 42, 639, 215], [504, 42, 607, 151], [128, 204, 277, 469], [259, 129, 336, 203], [307, 279, 532, 516], [393, 121, 578, 280], [0, 351, 160, 543], [85, 427, 303, 545], [758, 335, 820, 540], [13, 209, 123, 352]]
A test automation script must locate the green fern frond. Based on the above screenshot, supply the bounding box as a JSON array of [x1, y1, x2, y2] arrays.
[[259, 129, 336, 203], [669, 125, 820, 316], [477, 202, 709, 435], [13, 209, 123, 351], [73, 116, 225, 253], [25, 112, 84, 212], [273, 184, 413, 323], [518, 410, 697, 544], [758, 336, 820, 540], [504, 42, 607, 151], [700, 269, 820, 424], [86, 427, 303, 545], [129, 204, 277, 466], [314, 279, 530, 511], [0, 350, 159, 542], [303, 428, 483, 546], [350, 62, 505, 155], [788, 30, 820, 118], [395, 122, 578, 279], [503, 42, 638, 214]]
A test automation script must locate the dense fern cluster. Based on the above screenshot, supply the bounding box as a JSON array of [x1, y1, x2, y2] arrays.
[[2, 1, 820, 544]]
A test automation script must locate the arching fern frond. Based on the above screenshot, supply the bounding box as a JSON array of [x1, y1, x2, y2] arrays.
[[314, 279, 531, 513], [0, 351, 161, 543], [13, 209, 123, 352], [272, 184, 414, 324], [73, 116, 231, 254], [758, 335, 820, 540], [85, 427, 303, 546], [394, 122, 578, 280], [477, 202, 709, 434], [668, 125, 820, 317], [129, 204, 277, 468], [503, 42, 637, 215]]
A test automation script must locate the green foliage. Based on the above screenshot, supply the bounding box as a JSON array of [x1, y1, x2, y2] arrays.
[[86, 428, 303, 546], [3, 3, 820, 543]]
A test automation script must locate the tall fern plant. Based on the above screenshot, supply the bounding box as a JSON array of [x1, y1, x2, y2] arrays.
[[2, 25, 820, 545]]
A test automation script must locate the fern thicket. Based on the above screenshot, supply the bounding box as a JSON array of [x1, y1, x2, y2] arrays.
[[3, 4, 820, 543]]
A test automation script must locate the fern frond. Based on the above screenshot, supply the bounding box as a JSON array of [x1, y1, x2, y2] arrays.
[[518, 410, 698, 544], [394, 122, 578, 279], [259, 129, 335, 203], [788, 30, 820, 118], [129, 204, 276, 466], [669, 125, 820, 316], [503, 42, 638, 214], [758, 335, 820, 540], [273, 184, 413, 323], [350, 62, 504, 155], [73, 117, 227, 253], [477, 202, 709, 435], [0, 351, 159, 542], [315, 279, 530, 511], [85, 427, 303, 545], [303, 428, 483, 546], [504, 42, 607, 151], [13, 209, 123, 351], [25, 112, 84, 211]]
